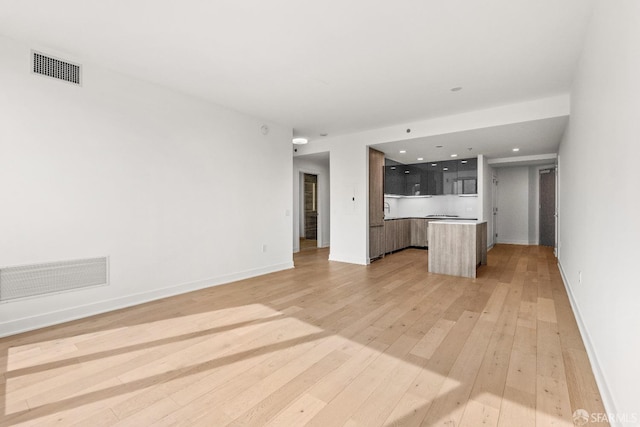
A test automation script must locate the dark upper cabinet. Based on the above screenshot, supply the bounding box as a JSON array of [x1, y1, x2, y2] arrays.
[[425, 162, 442, 195], [455, 158, 478, 194], [385, 157, 477, 196], [441, 160, 458, 195], [427, 158, 477, 195], [384, 165, 405, 195], [426, 161, 458, 195], [404, 165, 421, 195]]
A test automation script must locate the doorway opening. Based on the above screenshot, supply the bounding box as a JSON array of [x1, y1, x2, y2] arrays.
[[293, 152, 330, 254], [539, 168, 556, 247], [301, 173, 318, 250]]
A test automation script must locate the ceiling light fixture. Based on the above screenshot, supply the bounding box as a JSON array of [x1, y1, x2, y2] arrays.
[[451, 154, 458, 158], [461, 160, 468, 164], [404, 170, 410, 174], [292, 137, 308, 145], [399, 150, 406, 154], [443, 167, 449, 171], [513, 148, 520, 152], [431, 163, 437, 166], [417, 157, 423, 161], [390, 166, 396, 170]]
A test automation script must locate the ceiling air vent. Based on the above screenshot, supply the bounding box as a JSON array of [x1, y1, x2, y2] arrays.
[[32, 51, 81, 85]]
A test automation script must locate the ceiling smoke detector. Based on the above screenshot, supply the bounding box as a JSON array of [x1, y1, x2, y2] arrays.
[[292, 137, 308, 145]]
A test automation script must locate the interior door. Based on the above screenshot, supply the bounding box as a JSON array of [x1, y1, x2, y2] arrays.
[[491, 174, 498, 246], [304, 173, 318, 241], [539, 168, 556, 247]]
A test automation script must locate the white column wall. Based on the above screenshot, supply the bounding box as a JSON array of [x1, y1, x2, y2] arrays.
[[557, 1, 640, 422]]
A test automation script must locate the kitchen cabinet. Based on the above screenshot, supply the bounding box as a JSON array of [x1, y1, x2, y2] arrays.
[[385, 158, 476, 196], [384, 219, 412, 253], [411, 219, 428, 247], [385, 220, 397, 253], [369, 148, 385, 261], [425, 158, 476, 195], [454, 158, 478, 194], [404, 165, 421, 196], [428, 221, 487, 278], [397, 219, 411, 249], [370, 225, 385, 260], [384, 165, 404, 195], [426, 160, 458, 195]]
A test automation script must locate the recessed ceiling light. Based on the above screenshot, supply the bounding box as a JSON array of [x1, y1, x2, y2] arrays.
[[390, 166, 396, 170], [404, 170, 410, 174], [431, 163, 437, 166], [450, 154, 458, 158], [513, 148, 520, 152], [461, 160, 468, 164], [399, 150, 406, 154], [292, 137, 308, 145], [443, 167, 449, 171], [417, 157, 423, 161], [451, 87, 462, 92]]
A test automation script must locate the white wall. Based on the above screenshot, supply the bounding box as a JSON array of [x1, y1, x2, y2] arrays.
[[481, 156, 495, 247], [558, 1, 640, 423], [293, 154, 330, 251], [496, 167, 530, 244], [0, 36, 293, 336]]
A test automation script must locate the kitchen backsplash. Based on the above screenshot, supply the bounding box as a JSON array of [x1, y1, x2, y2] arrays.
[[384, 195, 478, 218]]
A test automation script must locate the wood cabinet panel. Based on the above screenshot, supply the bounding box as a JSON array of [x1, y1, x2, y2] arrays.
[[411, 219, 428, 247], [428, 221, 487, 278], [369, 148, 385, 261], [400, 219, 411, 249], [385, 220, 397, 253], [369, 225, 385, 260], [385, 219, 411, 253], [369, 148, 385, 226]]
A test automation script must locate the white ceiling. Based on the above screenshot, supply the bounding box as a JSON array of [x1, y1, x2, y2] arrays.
[[373, 116, 568, 164], [0, 0, 594, 143]]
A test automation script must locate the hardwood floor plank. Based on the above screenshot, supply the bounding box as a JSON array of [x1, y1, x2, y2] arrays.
[[0, 245, 609, 427]]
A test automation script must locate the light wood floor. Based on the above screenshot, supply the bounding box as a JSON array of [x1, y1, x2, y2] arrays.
[[0, 245, 607, 426], [300, 238, 318, 250]]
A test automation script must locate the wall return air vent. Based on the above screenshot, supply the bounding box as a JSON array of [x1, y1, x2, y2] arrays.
[[0, 257, 108, 302], [32, 51, 82, 85]]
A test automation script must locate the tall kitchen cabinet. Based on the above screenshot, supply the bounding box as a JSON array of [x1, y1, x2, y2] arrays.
[[369, 148, 385, 261]]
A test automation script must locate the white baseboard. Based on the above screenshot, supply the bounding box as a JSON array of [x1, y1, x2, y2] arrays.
[[557, 261, 619, 426], [496, 239, 530, 245], [328, 252, 368, 266], [0, 261, 294, 338]]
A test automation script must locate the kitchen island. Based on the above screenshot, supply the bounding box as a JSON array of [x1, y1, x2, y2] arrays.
[[428, 220, 487, 278]]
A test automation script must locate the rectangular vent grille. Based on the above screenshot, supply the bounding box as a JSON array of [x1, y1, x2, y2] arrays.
[[32, 51, 81, 85], [0, 257, 108, 302]]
